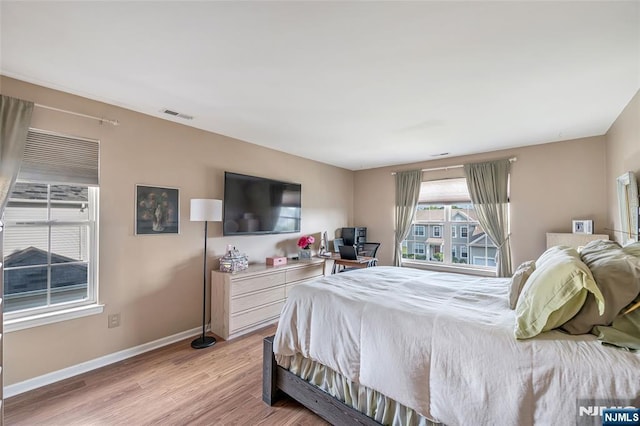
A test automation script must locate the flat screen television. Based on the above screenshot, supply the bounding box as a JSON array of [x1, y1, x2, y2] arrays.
[[223, 172, 301, 236]]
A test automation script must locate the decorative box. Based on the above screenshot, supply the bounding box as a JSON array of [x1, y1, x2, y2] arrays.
[[219, 248, 249, 273], [266, 256, 287, 266]]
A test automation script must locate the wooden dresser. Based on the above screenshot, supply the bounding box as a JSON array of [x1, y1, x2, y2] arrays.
[[211, 258, 325, 340], [546, 232, 609, 249]]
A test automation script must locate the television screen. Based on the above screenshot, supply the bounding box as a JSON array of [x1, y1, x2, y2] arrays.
[[223, 172, 301, 235]]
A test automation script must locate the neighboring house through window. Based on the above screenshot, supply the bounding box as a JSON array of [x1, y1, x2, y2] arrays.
[[2, 129, 101, 330], [401, 177, 498, 271]]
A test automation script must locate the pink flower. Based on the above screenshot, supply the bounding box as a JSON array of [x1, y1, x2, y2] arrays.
[[297, 235, 315, 249]]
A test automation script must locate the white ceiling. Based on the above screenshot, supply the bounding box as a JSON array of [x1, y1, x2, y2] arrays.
[[1, 1, 639, 171]]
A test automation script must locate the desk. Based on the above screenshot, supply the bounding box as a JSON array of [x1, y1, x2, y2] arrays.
[[322, 253, 377, 274]]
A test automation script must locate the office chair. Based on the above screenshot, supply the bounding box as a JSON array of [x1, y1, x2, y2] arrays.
[[359, 242, 381, 259], [339, 242, 381, 272]]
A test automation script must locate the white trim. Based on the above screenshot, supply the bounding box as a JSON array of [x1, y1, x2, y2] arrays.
[[473, 256, 497, 267], [4, 303, 104, 332], [4, 325, 204, 398], [402, 260, 496, 277]]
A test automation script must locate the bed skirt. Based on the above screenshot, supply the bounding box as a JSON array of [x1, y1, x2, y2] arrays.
[[276, 353, 439, 426]]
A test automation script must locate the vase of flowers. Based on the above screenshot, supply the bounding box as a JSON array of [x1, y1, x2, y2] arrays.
[[297, 235, 315, 259]]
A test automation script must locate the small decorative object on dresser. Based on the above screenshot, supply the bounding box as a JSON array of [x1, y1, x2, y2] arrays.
[[297, 235, 315, 259], [572, 219, 593, 234], [266, 256, 287, 266], [219, 247, 249, 273]]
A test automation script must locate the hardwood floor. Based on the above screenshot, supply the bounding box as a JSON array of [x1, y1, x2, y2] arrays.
[[5, 325, 328, 425]]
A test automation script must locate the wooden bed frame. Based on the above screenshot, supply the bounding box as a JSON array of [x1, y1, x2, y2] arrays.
[[262, 335, 380, 425]]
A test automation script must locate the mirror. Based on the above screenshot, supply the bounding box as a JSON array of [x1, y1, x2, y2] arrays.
[[616, 171, 639, 244]]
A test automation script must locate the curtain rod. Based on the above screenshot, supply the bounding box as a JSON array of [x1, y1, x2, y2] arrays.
[[391, 157, 517, 175], [35, 103, 119, 126]]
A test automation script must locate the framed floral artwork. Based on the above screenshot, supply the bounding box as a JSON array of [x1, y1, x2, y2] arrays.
[[135, 184, 179, 235]]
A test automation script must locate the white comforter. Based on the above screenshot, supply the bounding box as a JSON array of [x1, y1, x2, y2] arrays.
[[273, 266, 640, 426]]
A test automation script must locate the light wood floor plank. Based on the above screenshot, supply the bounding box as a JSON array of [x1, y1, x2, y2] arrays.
[[5, 325, 328, 425]]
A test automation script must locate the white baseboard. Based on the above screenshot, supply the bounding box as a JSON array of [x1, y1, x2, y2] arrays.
[[5, 325, 206, 398]]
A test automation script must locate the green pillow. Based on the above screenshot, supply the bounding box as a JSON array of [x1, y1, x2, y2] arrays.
[[592, 302, 640, 351], [514, 246, 605, 339], [623, 241, 640, 255]]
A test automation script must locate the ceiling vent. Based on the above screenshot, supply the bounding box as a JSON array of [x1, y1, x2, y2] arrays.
[[161, 109, 194, 120]]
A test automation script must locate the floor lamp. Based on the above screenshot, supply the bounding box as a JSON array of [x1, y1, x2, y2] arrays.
[[190, 198, 223, 349]]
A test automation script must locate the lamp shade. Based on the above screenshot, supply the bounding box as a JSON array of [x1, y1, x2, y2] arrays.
[[190, 199, 222, 222]]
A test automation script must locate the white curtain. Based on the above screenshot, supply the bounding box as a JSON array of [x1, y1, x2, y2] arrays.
[[464, 159, 512, 277], [393, 170, 422, 267], [1, 95, 34, 215]]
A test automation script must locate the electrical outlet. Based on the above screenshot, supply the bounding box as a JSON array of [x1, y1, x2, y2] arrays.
[[108, 313, 121, 328]]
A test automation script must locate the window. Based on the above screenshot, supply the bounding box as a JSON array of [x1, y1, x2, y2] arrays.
[[3, 129, 101, 330], [401, 178, 498, 272], [414, 225, 425, 237]]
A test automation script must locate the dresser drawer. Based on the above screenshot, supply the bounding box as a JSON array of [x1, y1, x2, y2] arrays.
[[231, 271, 286, 296], [285, 278, 316, 297], [230, 285, 285, 314], [229, 300, 284, 332], [286, 264, 323, 283]]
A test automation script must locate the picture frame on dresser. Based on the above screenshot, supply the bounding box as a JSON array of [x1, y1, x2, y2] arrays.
[[572, 219, 593, 234], [135, 184, 180, 235]]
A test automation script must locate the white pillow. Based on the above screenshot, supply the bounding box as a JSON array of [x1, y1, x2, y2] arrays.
[[508, 260, 536, 309]]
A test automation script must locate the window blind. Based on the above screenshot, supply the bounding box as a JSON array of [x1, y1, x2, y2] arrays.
[[419, 178, 471, 203], [18, 129, 99, 186]]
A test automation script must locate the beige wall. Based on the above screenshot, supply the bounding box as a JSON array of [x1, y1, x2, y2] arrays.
[[354, 136, 609, 268], [605, 90, 640, 243], [1, 76, 354, 385]]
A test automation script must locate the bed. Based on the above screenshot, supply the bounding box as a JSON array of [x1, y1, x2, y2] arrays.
[[263, 264, 640, 425]]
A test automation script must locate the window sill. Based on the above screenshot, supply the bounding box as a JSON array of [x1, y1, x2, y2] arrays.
[[401, 260, 497, 277], [4, 304, 104, 332]]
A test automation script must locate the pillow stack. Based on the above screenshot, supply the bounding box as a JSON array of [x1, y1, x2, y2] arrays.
[[561, 240, 640, 335], [512, 240, 640, 342], [514, 246, 605, 339]]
